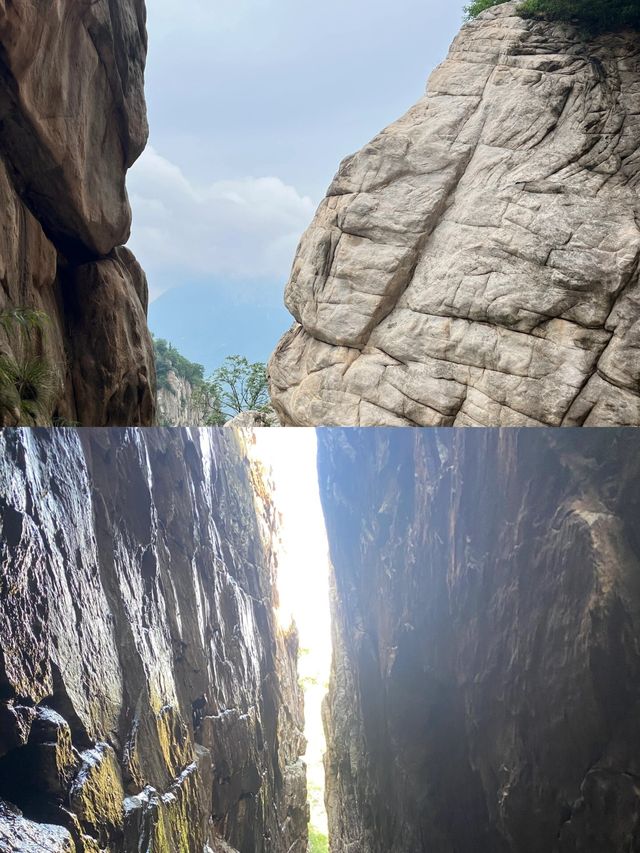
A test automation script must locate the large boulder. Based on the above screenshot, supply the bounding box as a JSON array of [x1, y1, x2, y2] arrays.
[[0, 0, 155, 426], [270, 3, 640, 426]]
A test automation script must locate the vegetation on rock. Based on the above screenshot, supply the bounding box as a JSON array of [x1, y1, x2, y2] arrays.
[[153, 337, 271, 425], [465, 0, 640, 30], [0, 308, 59, 425], [153, 335, 206, 390], [196, 355, 271, 425]]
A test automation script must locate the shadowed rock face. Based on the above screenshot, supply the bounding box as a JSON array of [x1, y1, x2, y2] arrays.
[[0, 1, 155, 426], [0, 429, 307, 852], [270, 3, 640, 427], [318, 429, 640, 852]]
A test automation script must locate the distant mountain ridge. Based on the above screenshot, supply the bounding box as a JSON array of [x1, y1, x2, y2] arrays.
[[149, 281, 291, 375]]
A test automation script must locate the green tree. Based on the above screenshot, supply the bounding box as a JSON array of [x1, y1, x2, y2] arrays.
[[197, 355, 271, 425], [193, 380, 226, 426], [152, 335, 206, 389], [464, 0, 640, 30]]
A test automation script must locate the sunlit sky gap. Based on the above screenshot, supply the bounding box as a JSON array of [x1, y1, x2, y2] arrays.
[[249, 428, 331, 835]]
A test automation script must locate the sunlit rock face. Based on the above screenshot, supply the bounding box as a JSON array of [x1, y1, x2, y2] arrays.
[[156, 371, 207, 426], [0, 429, 307, 852], [270, 3, 640, 426], [318, 429, 640, 852], [0, 1, 155, 426]]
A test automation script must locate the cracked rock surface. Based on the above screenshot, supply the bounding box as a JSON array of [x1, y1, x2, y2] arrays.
[[0, 429, 307, 852], [270, 3, 640, 426], [0, 1, 155, 425], [318, 429, 640, 852]]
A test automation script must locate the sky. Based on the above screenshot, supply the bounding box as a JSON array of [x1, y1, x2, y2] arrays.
[[249, 428, 332, 834], [127, 0, 465, 310]]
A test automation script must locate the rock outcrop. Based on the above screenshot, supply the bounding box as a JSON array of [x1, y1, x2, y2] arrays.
[[0, 429, 307, 852], [0, 1, 155, 426], [224, 410, 281, 429], [270, 3, 640, 426], [318, 429, 640, 852], [156, 371, 207, 426]]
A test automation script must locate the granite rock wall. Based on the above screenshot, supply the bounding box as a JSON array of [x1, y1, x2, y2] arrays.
[[0, 1, 155, 426], [318, 429, 640, 852], [0, 428, 307, 852], [271, 4, 640, 426]]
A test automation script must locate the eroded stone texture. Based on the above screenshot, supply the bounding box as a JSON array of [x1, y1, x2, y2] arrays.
[[0, 1, 155, 426], [270, 4, 640, 426], [318, 429, 640, 852], [0, 429, 307, 852]]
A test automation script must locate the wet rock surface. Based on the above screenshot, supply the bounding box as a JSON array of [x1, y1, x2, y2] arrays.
[[0, 428, 307, 852], [318, 429, 640, 852], [271, 4, 640, 426], [0, 1, 154, 426]]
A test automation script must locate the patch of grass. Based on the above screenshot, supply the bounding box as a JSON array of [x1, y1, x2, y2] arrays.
[[0, 354, 59, 424], [0, 307, 49, 337], [309, 825, 329, 853], [0, 306, 59, 424]]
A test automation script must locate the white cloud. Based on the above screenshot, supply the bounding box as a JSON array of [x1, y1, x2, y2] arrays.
[[127, 146, 316, 299]]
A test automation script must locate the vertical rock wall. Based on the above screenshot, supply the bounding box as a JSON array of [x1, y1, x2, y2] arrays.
[[318, 429, 640, 852], [0, 1, 155, 426], [270, 3, 640, 427], [0, 428, 307, 852], [156, 372, 207, 427]]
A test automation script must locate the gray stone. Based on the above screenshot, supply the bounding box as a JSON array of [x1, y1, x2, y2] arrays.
[[0, 429, 307, 852], [156, 371, 207, 426], [270, 3, 640, 426]]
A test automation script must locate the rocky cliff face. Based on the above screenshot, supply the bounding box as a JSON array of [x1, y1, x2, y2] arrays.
[[271, 3, 640, 427], [0, 1, 155, 426], [0, 429, 307, 852], [156, 372, 207, 426], [318, 429, 640, 852]]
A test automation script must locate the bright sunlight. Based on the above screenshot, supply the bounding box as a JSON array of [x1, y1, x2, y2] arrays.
[[249, 427, 332, 846]]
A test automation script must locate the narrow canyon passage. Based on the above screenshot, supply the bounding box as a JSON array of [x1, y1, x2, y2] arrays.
[[1, 428, 639, 853], [250, 430, 333, 849]]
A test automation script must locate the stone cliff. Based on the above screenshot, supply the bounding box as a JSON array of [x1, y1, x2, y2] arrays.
[[318, 429, 640, 852], [0, 429, 307, 852], [0, 1, 155, 426], [270, 3, 640, 427], [156, 371, 207, 427]]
